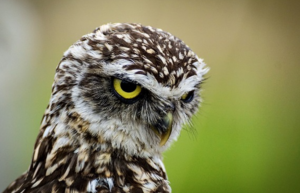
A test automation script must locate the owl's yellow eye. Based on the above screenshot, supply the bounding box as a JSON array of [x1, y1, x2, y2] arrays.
[[181, 91, 194, 103], [113, 78, 142, 102], [181, 93, 189, 100]]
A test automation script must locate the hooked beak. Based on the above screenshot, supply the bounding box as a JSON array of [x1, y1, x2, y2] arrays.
[[151, 112, 173, 146]]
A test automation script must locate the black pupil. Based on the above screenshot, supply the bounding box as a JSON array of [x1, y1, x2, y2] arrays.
[[184, 91, 194, 102], [121, 81, 137, 92]]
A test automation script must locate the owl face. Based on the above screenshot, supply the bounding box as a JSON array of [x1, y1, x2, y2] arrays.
[[51, 23, 208, 157]]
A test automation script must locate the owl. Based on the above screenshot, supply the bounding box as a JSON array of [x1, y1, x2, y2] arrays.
[[3, 23, 209, 193]]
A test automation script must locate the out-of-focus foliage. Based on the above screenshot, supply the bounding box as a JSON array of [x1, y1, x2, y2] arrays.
[[1, 0, 299, 192]]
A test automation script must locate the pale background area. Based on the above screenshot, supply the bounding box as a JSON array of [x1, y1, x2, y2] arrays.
[[1, 0, 299, 192]]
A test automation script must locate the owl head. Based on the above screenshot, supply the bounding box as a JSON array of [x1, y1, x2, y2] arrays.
[[47, 23, 208, 158]]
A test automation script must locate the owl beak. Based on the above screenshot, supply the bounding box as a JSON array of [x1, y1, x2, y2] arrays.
[[151, 112, 173, 146]]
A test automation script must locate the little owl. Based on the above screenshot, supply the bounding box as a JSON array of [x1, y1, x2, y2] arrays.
[[3, 23, 209, 193]]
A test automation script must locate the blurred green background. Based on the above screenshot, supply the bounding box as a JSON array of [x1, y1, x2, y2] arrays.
[[1, 0, 299, 192]]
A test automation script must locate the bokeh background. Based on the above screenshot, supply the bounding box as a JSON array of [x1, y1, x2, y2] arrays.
[[1, 0, 299, 192]]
